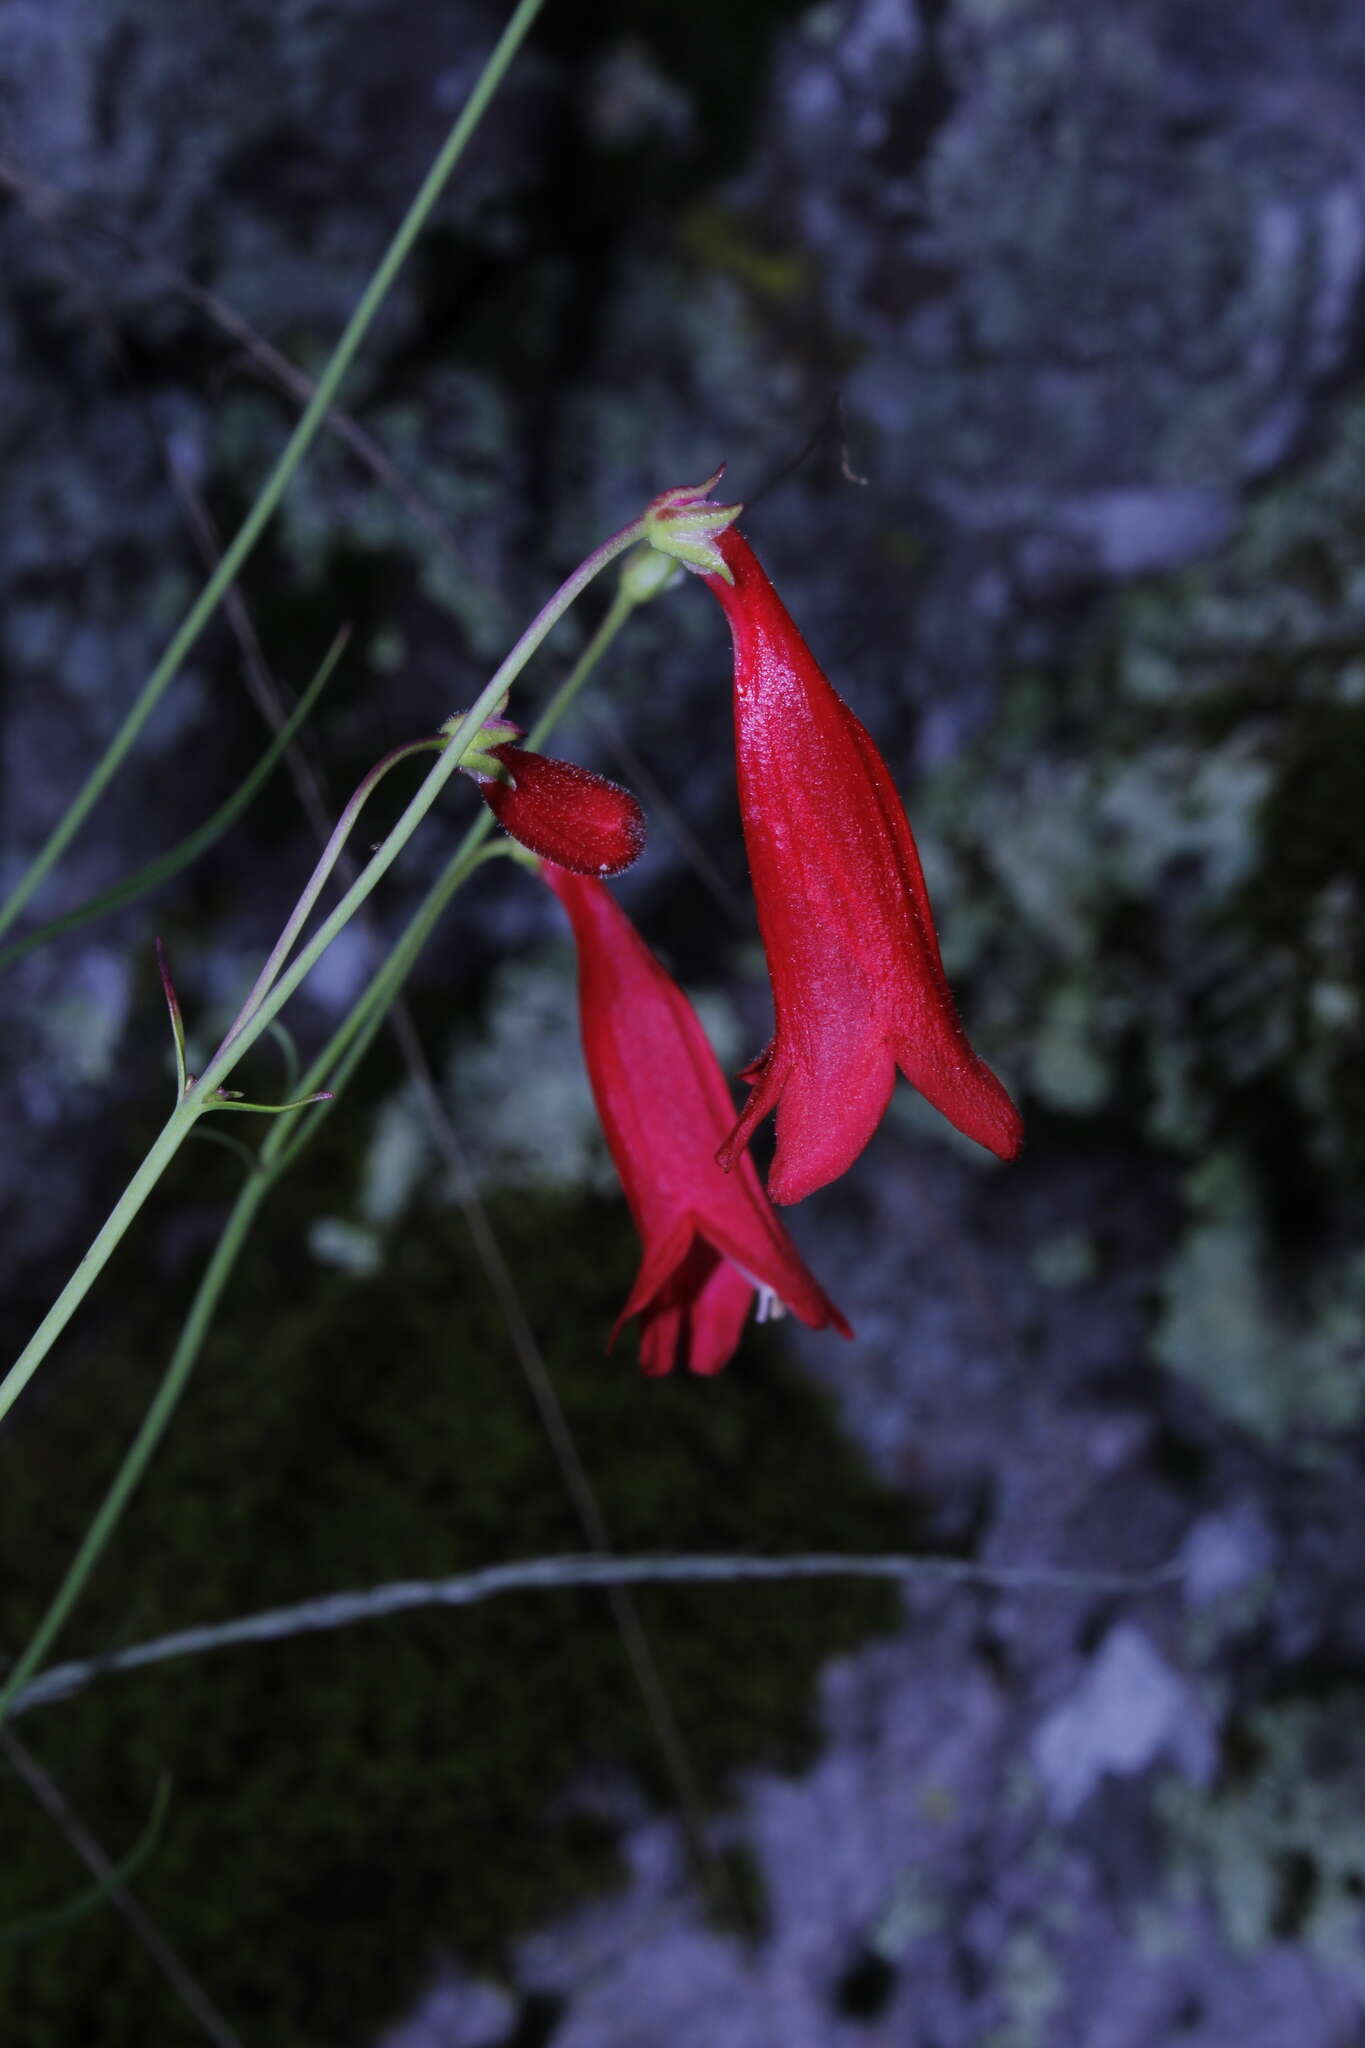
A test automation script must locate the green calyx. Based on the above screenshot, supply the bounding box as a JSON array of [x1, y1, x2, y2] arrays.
[[442, 707, 521, 784], [642, 468, 743, 584], [458, 748, 516, 785]]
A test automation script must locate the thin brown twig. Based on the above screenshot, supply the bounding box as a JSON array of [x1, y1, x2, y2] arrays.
[[0, 1728, 242, 2048], [387, 1014, 736, 1918], [174, 473, 734, 1919], [167, 463, 341, 849], [2, 149, 754, 935], [7, 150, 735, 1913], [161, 266, 492, 594], [585, 702, 750, 931], [0, 154, 488, 595]]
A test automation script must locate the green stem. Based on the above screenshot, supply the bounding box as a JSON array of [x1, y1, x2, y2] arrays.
[[0, 1103, 197, 1429], [190, 521, 645, 1099], [0, 582, 642, 1728], [215, 735, 444, 1055], [0, 517, 643, 1431], [0, 627, 349, 974], [274, 582, 641, 1165], [527, 583, 636, 747], [0, 1176, 270, 1724], [0, 0, 548, 946], [273, 845, 508, 1162]]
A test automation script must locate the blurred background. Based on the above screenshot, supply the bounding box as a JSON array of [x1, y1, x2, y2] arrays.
[[3, 0, 1365, 2041]]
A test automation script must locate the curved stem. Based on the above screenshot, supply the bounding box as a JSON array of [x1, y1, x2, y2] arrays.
[[270, 848, 511, 1170], [0, 1105, 196, 1429], [279, 584, 642, 1160], [0, 0, 548, 945], [527, 583, 636, 747], [215, 736, 443, 1056], [189, 518, 645, 1102], [0, 627, 349, 974], [0, 581, 643, 1724], [0, 515, 644, 1431], [0, 1173, 271, 1723]]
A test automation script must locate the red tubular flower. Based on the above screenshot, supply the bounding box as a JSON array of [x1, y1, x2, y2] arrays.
[[700, 521, 1023, 1204], [542, 861, 851, 1375], [477, 743, 646, 878]]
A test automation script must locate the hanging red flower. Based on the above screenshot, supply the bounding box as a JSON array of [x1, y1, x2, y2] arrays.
[[542, 861, 851, 1375], [688, 511, 1023, 1204]]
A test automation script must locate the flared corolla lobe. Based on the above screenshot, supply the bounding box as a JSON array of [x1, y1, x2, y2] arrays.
[[542, 862, 850, 1373], [701, 523, 1023, 1204]]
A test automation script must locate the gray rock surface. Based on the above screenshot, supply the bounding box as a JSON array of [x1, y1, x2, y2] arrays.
[[5, 0, 1365, 2041]]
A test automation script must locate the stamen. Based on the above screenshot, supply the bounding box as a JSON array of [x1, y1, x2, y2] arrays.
[[754, 1285, 788, 1325]]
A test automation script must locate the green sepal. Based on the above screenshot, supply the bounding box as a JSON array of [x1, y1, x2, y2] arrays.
[[205, 1088, 335, 1116], [441, 705, 521, 778], [457, 747, 517, 785], [643, 468, 743, 583]]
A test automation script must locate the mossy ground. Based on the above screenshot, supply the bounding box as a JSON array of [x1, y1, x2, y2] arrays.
[[0, 1151, 908, 2047]]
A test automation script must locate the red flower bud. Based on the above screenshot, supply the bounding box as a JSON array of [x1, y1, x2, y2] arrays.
[[478, 745, 646, 878], [542, 861, 851, 1374], [701, 523, 1023, 1204]]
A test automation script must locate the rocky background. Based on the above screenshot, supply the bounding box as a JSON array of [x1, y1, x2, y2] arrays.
[[4, 0, 1365, 2042]]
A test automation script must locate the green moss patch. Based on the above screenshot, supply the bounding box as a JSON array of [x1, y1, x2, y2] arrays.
[[0, 1182, 905, 2046]]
